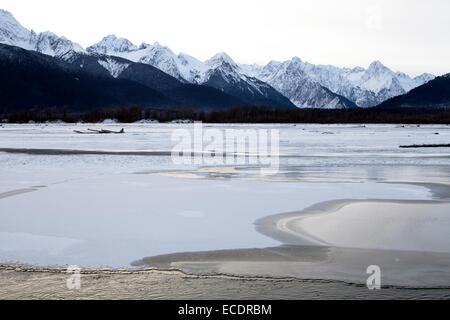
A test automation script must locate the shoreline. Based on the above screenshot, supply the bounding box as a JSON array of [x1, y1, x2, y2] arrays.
[[2, 253, 450, 289], [2, 243, 450, 297], [2, 261, 449, 300], [255, 198, 450, 249]]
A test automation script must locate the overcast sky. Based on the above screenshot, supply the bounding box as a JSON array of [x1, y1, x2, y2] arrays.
[[2, 0, 450, 76]]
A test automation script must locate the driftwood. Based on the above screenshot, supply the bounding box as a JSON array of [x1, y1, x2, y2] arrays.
[[400, 144, 450, 148], [74, 128, 125, 134]]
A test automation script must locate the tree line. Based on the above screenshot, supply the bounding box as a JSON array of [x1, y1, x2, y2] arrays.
[[2, 105, 449, 124]]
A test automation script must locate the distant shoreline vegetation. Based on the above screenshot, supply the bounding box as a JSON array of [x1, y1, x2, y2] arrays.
[[1, 105, 449, 124]]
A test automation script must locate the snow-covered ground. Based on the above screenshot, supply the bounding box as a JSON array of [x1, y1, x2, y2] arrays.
[[1, 123, 449, 155], [0, 123, 449, 268]]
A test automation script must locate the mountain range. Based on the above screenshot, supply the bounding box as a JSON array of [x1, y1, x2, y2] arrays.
[[0, 9, 445, 112], [85, 38, 296, 108], [0, 9, 294, 111], [86, 34, 435, 109]]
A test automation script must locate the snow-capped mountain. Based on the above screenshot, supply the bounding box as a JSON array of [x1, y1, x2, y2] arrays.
[[0, 9, 83, 57], [0, 8, 437, 110], [88, 33, 432, 109], [199, 52, 295, 107], [241, 58, 435, 108], [87, 36, 197, 82], [241, 57, 357, 109], [34, 31, 84, 57], [0, 9, 34, 49], [87, 37, 295, 107], [0, 42, 250, 111], [86, 35, 137, 55]]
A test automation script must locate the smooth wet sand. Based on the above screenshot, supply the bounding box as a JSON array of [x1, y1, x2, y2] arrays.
[[1, 263, 449, 300]]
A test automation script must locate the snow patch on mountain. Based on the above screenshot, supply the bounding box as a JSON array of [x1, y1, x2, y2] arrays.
[[97, 57, 130, 78]]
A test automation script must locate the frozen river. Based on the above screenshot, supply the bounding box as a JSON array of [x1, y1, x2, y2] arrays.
[[0, 123, 449, 288]]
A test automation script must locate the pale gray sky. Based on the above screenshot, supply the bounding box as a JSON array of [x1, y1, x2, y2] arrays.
[[2, 0, 450, 76]]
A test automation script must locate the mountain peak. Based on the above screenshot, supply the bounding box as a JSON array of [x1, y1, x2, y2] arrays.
[[103, 34, 118, 41], [285, 57, 305, 70], [38, 31, 60, 39], [0, 9, 36, 49], [0, 8, 12, 16], [287, 57, 305, 69], [87, 35, 137, 54], [0, 9, 15, 21], [35, 31, 84, 56], [210, 51, 233, 62], [414, 72, 435, 80], [369, 60, 383, 66], [0, 8, 25, 31], [1, 9, 84, 56], [207, 52, 238, 70], [267, 60, 281, 65], [368, 60, 389, 72], [150, 41, 175, 54]]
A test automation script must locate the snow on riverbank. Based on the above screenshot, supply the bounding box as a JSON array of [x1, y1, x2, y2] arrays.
[[275, 200, 450, 253]]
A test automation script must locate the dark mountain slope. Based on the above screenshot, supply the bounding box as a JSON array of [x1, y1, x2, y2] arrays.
[[0, 44, 174, 111], [0, 43, 292, 112], [376, 74, 450, 110], [116, 60, 244, 109], [54, 50, 244, 110], [202, 60, 297, 109]]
